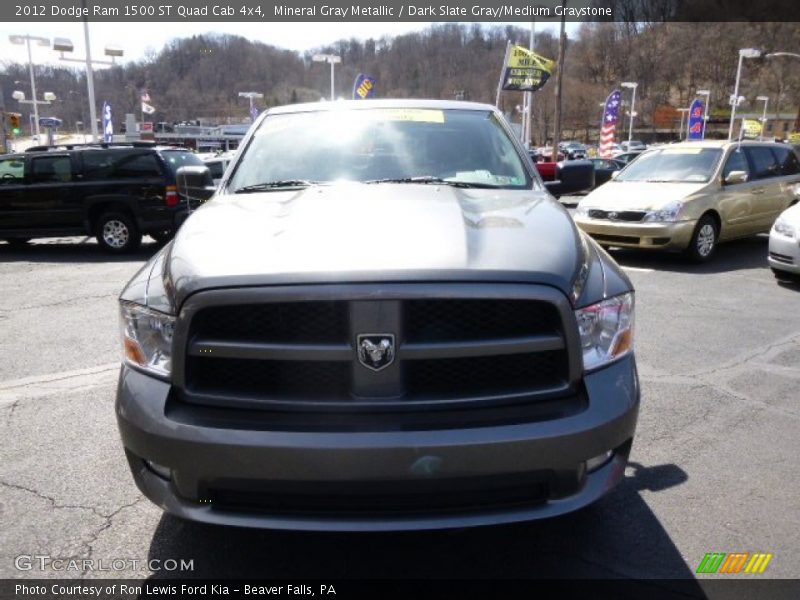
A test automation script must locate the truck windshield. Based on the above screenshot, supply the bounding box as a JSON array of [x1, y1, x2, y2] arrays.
[[228, 108, 534, 191], [617, 147, 722, 183]]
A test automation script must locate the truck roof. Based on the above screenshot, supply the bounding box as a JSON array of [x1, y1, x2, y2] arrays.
[[268, 99, 498, 115]]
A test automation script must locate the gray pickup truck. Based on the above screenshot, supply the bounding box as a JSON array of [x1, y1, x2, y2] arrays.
[[116, 100, 639, 531]]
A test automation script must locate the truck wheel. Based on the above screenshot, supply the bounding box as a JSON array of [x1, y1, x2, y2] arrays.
[[4, 238, 31, 247], [685, 215, 718, 263], [96, 212, 141, 253]]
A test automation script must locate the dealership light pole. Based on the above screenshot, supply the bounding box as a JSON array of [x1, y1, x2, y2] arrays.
[[238, 91, 264, 120], [756, 95, 769, 139], [11, 89, 56, 139], [54, 24, 123, 142], [523, 18, 537, 147], [312, 53, 341, 101], [765, 51, 800, 60], [677, 108, 690, 140], [621, 81, 638, 142], [8, 34, 50, 140], [728, 48, 761, 141], [696, 89, 710, 139]]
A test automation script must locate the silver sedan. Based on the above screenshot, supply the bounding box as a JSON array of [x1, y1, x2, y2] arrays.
[[769, 203, 800, 279]]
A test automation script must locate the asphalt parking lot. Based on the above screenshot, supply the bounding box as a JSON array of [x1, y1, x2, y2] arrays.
[[1, 233, 799, 583]]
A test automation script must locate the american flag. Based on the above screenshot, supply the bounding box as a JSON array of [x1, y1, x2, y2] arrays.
[[599, 89, 622, 158]]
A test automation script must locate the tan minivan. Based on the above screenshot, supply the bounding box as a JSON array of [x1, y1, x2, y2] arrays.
[[574, 141, 800, 261]]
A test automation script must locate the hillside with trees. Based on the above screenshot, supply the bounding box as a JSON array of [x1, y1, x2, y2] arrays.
[[1, 21, 798, 144]]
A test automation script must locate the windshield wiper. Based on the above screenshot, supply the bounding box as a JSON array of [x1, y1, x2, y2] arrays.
[[232, 180, 320, 193], [364, 176, 499, 189]]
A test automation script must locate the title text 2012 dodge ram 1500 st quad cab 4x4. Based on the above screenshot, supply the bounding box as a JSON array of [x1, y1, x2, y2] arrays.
[[116, 100, 639, 531]]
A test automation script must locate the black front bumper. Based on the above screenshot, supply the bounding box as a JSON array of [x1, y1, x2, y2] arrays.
[[116, 355, 640, 531]]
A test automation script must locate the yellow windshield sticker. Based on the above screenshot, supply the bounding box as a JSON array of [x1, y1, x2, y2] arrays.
[[376, 109, 445, 123], [258, 108, 446, 136], [257, 114, 305, 135], [661, 147, 704, 154]]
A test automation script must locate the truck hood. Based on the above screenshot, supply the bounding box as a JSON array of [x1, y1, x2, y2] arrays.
[[581, 180, 707, 210], [165, 183, 582, 307]]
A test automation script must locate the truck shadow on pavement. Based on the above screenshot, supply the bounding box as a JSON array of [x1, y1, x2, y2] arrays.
[[606, 235, 770, 274], [0, 238, 162, 263], [145, 461, 698, 582]]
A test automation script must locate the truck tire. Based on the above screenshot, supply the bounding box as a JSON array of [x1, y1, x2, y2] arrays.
[[96, 212, 141, 253]]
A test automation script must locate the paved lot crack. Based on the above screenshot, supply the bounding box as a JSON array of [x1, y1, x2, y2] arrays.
[[1, 478, 146, 578], [0, 479, 104, 517], [79, 497, 147, 580], [686, 332, 800, 380]]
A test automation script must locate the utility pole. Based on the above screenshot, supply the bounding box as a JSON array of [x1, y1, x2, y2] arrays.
[[525, 18, 536, 147], [551, 1, 567, 161]]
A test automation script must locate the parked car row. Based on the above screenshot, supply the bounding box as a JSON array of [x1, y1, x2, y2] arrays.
[[2, 131, 796, 281]]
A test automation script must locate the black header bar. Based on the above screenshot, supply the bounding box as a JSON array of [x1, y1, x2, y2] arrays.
[[3, 0, 800, 22]]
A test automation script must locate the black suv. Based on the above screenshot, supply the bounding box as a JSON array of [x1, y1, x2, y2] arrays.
[[0, 142, 206, 252]]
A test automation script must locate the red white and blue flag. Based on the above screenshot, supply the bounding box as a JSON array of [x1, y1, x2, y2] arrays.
[[599, 89, 621, 158]]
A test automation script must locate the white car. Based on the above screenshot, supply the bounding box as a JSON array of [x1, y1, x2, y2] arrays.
[[620, 140, 647, 152], [202, 151, 236, 185], [769, 203, 800, 279]]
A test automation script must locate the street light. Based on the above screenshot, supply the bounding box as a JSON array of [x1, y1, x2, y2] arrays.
[[766, 52, 800, 60], [756, 95, 769, 139], [728, 48, 761, 141], [696, 89, 711, 139], [621, 82, 638, 142], [11, 89, 57, 137], [53, 5, 124, 142], [238, 91, 264, 121], [9, 34, 50, 139], [312, 53, 342, 101]]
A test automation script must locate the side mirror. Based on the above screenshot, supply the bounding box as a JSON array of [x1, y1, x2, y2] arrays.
[[724, 170, 748, 185], [176, 166, 215, 202], [545, 160, 596, 197]]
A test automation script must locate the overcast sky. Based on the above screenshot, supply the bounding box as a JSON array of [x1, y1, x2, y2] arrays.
[[0, 21, 574, 68]]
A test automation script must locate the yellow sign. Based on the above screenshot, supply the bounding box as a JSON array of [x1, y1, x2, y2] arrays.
[[789, 132, 800, 143], [742, 119, 762, 138], [502, 45, 555, 92], [507, 45, 555, 72]]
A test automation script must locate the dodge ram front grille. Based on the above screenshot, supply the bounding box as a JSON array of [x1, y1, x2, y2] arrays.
[[192, 301, 349, 343], [404, 299, 558, 342], [177, 285, 579, 412]]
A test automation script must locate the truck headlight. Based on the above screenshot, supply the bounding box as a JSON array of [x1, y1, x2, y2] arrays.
[[772, 218, 796, 239], [575, 292, 634, 371], [642, 201, 682, 222], [119, 302, 175, 378]]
